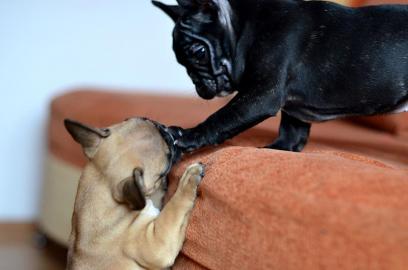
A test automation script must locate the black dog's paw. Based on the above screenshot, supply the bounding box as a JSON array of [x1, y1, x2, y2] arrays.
[[263, 140, 304, 152], [167, 127, 202, 153], [161, 126, 186, 160], [167, 126, 185, 140], [175, 140, 197, 153]]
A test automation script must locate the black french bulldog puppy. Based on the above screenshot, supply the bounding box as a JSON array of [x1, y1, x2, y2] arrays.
[[153, 0, 408, 152]]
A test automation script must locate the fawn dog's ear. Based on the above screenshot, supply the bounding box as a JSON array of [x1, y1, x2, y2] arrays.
[[64, 119, 111, 159], [121, 168, 146, 211]]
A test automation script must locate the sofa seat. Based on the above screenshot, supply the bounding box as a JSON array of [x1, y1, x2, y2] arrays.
[[40, 89, 408, 269]]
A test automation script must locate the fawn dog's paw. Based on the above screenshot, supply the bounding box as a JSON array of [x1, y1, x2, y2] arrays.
[[181, 162, 205, 188], [187, 162, 205, 185]]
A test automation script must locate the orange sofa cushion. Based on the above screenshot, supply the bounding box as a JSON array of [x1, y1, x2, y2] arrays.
[[49, 89, 408, 270], [49, 89, 408, 169], [351, 114, 408, 137], [169, 147, 408, 270]]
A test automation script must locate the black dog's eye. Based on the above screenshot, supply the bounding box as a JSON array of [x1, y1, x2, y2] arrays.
[[193, 45, 206, 58], [189, 43, 208, 65]]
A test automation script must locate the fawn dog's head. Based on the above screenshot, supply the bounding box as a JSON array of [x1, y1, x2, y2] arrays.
[[64, 117, 172, 210]]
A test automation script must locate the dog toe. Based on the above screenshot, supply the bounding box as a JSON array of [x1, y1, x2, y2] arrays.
[[187, 163, 204, 174], [186, 163, 205, 184]]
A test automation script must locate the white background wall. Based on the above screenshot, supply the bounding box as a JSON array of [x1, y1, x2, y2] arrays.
[[0, 0, 194, 221]]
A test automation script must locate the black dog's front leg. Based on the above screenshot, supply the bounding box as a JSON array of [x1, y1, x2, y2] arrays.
[[171, 92, 281, 153], [265, 111, 311, 152]]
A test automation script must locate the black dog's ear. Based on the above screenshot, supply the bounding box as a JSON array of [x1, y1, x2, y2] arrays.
[[64, 119, 111, 159], [177, 0, 217, 10], [122, 168, 146, 211], [176, 0, 193, 8], [152, 1, 184, 22]]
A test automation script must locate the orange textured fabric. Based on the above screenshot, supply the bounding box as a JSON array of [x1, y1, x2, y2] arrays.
[[49, 89, 408, 169], [48, 89, 408, 270], [168, 147, 408, 270], [351, 0, 408, 6], [167, 147, 408, 269], [357, 0, 408, 5], [48, 89, 228, 168], [350, 114, 408, 138]]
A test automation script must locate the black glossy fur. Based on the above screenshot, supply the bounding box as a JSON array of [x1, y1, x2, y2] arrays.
[[153, 0, 408, 153]]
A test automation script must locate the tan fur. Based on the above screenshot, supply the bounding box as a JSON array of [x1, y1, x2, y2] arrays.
[[65, 118, 203, 270]]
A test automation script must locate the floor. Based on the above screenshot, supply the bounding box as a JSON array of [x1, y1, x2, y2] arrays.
[[0, 224, 66, 270]]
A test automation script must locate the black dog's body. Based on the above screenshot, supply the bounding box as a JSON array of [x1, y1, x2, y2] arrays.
[[154, 0, 408, 152]]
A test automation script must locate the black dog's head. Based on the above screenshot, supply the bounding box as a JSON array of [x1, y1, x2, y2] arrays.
[[153, 0, 238, 100]]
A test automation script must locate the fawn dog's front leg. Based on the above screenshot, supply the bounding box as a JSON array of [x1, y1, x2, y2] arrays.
[[130, 163, 204, 269]]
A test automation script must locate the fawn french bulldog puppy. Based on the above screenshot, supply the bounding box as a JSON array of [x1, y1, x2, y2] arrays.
[[64, 117, 204, 270]]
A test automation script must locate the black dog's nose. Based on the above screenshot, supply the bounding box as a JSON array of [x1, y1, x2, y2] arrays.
[[196, 86, 214, 100]]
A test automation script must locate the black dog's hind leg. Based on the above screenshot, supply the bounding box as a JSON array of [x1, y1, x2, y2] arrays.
[[265, 111, 311, 152]]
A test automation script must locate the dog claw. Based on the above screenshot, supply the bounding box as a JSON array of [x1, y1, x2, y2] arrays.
[[197, 162, 206, 177]]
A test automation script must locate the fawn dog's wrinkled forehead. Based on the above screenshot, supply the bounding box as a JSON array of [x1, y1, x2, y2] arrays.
[[108, 117, 176, 176], [116, 117, 180, 175], [65, 117, 176, 180]]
